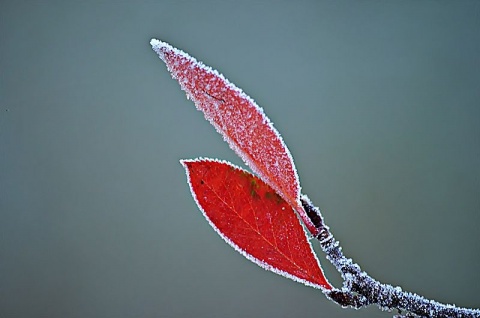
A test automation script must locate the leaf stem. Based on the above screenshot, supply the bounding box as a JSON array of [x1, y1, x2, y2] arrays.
[[300, 195, 480, 318]]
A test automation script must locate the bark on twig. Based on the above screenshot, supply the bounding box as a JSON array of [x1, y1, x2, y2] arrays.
[[300, 195, 480, 318]]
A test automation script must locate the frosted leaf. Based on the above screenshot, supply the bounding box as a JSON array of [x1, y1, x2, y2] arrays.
[[150, 39, 318, 235], [181, 158, 332, 289]]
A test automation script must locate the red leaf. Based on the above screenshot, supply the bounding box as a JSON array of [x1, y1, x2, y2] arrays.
[[151, 39, 318, 235], [181, 158, 332, 290]]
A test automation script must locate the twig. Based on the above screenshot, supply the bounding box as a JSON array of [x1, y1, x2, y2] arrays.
[[300, 195, 480, 318]]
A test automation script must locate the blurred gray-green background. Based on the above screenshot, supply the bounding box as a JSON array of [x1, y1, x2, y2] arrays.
[[1, 1, 479, 317]]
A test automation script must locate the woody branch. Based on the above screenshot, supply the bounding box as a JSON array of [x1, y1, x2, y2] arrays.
[[300, 196, 480, 318]]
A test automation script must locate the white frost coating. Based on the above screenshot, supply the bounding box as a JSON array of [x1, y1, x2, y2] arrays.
[[180, 157, 329, 290], [150, 38, 161, 48], [151, 39, 307, 231]]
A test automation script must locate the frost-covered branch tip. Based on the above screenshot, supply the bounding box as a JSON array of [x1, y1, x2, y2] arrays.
[[151, 38, 480, 318]]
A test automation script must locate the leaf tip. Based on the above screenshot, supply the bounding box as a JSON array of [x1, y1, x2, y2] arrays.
[[150, 38, 171, 61], [179, 158, 194, 170], [180, 157, 212, 174], [150, 38, 161, 47]]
